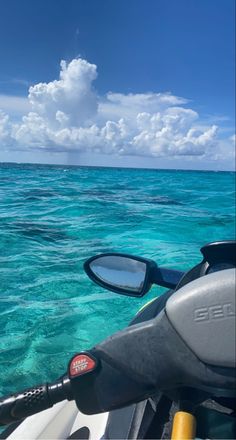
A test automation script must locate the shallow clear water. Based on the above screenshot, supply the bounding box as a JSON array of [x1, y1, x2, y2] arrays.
[[0, 163, 235, 396]]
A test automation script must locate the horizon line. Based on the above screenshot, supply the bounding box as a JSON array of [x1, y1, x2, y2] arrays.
[[0, 160, 235, 173]]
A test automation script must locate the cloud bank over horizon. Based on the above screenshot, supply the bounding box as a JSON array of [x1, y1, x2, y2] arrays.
[[0, 58, 235, 165]]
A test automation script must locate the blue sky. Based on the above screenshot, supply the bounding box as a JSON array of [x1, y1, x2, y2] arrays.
[[0, 0, 235, 170]]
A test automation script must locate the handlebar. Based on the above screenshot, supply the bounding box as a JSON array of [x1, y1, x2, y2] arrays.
[[0, 376, 73, 426]]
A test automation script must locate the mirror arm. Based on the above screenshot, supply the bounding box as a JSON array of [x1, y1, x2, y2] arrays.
[[150, 267, 185, 289]]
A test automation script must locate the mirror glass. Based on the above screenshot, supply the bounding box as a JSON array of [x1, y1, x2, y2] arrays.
[[89, 256, 147, 293]]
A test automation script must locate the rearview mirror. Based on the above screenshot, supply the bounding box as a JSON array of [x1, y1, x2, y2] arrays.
[[84, 253, 157, 296]]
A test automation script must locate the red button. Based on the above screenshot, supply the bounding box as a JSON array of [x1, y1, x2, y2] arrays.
[[69, 354, 96, 377]]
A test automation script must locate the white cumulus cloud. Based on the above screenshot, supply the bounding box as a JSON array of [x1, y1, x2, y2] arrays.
[[0, 111, 12, 147], [28, 59, 98, 127], [0, 57, 234, 163]]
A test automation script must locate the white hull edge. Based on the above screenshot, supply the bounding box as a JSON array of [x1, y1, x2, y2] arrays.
[[7, 400, 109, 440]]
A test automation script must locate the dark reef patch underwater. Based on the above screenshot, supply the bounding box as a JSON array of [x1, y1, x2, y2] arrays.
[[0, 163, 235, 396]]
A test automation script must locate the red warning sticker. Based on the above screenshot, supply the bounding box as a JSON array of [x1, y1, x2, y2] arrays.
[[69, 354, 96, 377]]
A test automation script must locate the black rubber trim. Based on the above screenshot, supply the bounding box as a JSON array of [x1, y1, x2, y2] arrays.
[[67, 426, 90, 439], [0, 420, 23, 439]]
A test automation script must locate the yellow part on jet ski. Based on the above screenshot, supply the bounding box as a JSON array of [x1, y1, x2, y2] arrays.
[[171, 411, 196, 440], [137, 297, 156, 313]]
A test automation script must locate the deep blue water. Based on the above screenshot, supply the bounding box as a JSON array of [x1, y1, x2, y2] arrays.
[[0, 163, 235, 396]]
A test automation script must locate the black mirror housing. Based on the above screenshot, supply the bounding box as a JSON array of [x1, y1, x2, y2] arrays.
[[84, 253, 157, 297]]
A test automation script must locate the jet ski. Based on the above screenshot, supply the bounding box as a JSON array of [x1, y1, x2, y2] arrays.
[[0, 240, 235, 440]]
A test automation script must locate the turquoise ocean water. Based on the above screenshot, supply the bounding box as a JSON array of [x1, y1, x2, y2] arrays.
[[0, 163, 235, 397]]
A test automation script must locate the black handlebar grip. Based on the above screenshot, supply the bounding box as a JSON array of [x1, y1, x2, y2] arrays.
[[0, 384, 53, 426], [0, 376, 73, 426]]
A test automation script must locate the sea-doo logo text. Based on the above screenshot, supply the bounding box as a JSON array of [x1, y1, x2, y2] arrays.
[[194, 303, 235, 322]]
